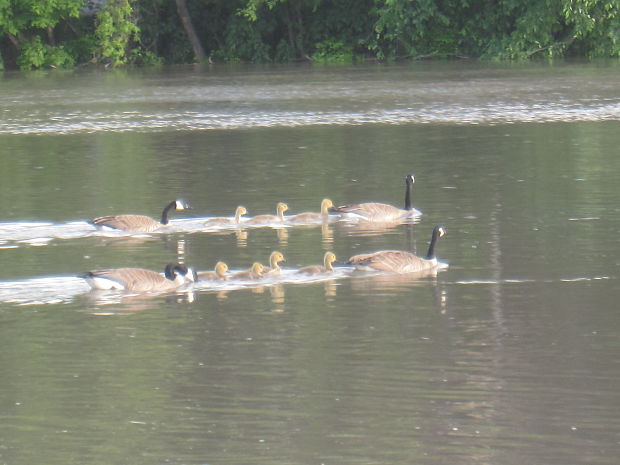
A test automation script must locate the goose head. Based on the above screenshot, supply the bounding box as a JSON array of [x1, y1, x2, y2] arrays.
[[165, 263, 197, 282], [269, 251, 286, 268], [252, 262, 265, 276], [174, 199, 191, 211], [324, 251, 337, 269], [320, 199, 334, 214], [277, 202, 289, 215], [235, 206, 248, 222], [214, 261, 229, 277]]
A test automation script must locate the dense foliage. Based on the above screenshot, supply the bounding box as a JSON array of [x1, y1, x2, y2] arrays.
[[1, 0, 619, 70]]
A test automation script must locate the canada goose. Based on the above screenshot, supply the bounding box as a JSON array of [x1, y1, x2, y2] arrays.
[[204, 206, 248, 226], [81, 263, 197, 292], [347, 225, 445, 273], [288, 199, 334, 223], [297, 251, 337, 275], [263, 251, 286, 276], [245, 202, 288, 225], [198, 261, 229, 281], [231, 262, 265, 280], [90, 199, 191, 233], [331, 174, 421, 222]]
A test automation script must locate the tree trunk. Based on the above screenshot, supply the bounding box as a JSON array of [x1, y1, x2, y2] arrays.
[[1, 33, 20, 70], [175, 0, 206, 62], [47, 25, 56, 46]]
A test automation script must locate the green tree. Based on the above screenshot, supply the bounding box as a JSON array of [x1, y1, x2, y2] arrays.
[[1, 0, 619, 69], [0, 0, 84, 69], [93, 0, 140, 66]]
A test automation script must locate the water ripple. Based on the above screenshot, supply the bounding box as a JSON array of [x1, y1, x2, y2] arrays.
[[2, 100, 619, 134]]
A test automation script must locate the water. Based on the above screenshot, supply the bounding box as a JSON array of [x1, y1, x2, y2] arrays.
[[1, 61, 620, 465]]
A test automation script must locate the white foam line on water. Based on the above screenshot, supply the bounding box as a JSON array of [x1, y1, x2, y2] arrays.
[[4, 267, 609, 308], [455, 276, 612, 285], [0, 277, 90, 305], [2, 101, 620, 134], [0, 221, 96, 244], [0, 216, 340, 245], [192, 268, 352, 292]]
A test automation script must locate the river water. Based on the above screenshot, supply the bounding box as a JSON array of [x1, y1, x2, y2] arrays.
[[1, 61, 619, 465]]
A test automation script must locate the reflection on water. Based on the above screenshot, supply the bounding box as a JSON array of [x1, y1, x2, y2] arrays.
[[348, 266, 443, 293], [336, 218, 418, 237], [84, 289, 197, 314]]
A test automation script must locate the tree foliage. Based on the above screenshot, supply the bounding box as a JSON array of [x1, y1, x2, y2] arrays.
[[1, 0, 619, 70], [94, 0, 140, 66]]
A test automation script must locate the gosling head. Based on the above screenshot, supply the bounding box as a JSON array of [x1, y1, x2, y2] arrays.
[[269, 251, 286, 266], [214, 261, 229, 277]]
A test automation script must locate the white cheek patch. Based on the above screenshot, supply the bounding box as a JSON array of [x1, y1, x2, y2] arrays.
[[175, 200, 188, 210], [183, 268, 197, 282]]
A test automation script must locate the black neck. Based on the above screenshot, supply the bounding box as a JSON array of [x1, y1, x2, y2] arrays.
[[404, 178, 412, 211], [165, 263, 188, 280], [425, 228, 440, 260], [160, 201, 176, 225], [164, 263, 176, 280]]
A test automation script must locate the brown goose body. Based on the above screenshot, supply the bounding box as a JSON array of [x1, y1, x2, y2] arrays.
[[81, 263, 196, 292], [288, 199, 334, 223], [347, 226, 445, 273], [197, 262, 229, 281], [90, 199, 190, 233], [332, 174, 421, 222], [231, 262, 265, 280], [263, 251, 286, 276], [245, 202, 288, 225], [204, 206, 247, 226], [297, 252, 337, 275]]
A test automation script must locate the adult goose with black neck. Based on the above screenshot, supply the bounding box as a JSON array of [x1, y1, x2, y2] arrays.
[[90, 199, 190, 233], [81, 263, 197, 292], [347, 226, 445, 273], [331, 174, 421, 222]]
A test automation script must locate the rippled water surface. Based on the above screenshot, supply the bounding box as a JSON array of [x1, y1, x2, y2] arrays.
[[1, 61, 619, 465]]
